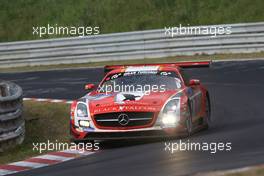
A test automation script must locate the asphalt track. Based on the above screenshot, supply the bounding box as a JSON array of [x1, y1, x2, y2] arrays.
[[0, 60, 264, 176]]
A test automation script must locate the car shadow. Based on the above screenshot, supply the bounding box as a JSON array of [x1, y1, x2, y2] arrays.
[[97, 135, 185, 150], [97, 127, 214, 150]]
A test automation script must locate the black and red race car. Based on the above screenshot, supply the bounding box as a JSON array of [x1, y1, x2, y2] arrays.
[[70, 61, 211, 141]]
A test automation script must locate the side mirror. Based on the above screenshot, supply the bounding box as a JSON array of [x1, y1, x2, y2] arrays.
[[189, 79, 200, 86], [85, 83, 95, 90]]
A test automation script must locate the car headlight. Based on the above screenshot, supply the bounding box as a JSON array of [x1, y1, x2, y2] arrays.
[[76, 103, 88, 117], [79, 120, 90, 127], [161, 99, 180, 125], [163, 99, 179, 113], [162, 114, 177, 124]]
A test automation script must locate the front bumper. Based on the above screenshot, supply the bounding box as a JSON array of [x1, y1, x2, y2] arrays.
[[71, 123, 186, 141]]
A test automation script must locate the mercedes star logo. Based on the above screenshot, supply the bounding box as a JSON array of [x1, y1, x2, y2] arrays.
[[118, 113, 130, 126]]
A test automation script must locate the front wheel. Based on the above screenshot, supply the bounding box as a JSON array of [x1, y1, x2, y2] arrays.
[[203, 94, 211, 129], [185, 104, 193, 136]]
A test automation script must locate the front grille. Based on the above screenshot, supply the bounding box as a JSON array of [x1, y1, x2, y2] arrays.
[[94, 112, 154, 128]]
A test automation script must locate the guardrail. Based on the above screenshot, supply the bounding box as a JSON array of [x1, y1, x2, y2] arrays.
[[0, 81, 24, 152], [0, 22, 264, 68]]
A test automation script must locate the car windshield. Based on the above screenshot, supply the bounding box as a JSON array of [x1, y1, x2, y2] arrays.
[[98, 70, 182, 93]]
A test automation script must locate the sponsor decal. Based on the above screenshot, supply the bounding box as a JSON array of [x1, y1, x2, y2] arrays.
[[93, 105, 157, 113], [115, 92, 144, 103], [125, 66, 159, 72]]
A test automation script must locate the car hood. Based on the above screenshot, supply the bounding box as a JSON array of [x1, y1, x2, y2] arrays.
[[83, 90, 183, 114]]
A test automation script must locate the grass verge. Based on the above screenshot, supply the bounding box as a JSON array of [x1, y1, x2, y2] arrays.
[[0, 101, 69, 164], [1, 52, 264, 73], [1, 0, 264, 42]]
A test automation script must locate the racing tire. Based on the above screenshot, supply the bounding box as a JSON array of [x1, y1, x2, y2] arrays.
[[203, 94, 211, 129], [185, 103, 193, 136]]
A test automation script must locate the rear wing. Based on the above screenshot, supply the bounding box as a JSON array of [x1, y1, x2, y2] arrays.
[[104, 61, 211, 74]]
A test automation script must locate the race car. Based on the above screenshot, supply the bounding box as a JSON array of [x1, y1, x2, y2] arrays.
[[70, 61, 211, 141]]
